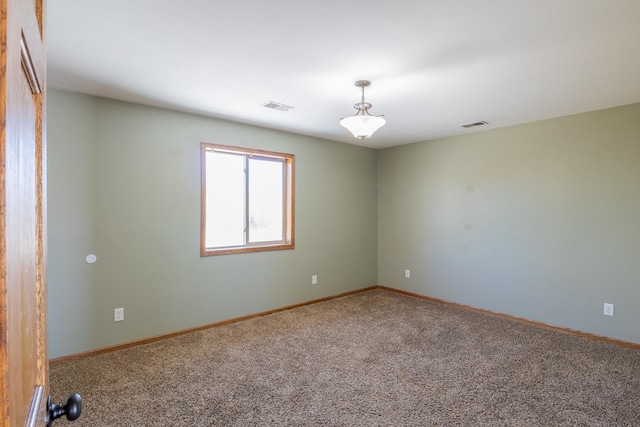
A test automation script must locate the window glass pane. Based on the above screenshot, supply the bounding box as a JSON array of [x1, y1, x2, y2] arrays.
[[248, 157, 284, 243], [205, 151, 245, 247]]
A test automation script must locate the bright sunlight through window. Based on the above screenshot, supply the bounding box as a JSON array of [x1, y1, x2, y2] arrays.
[[201, 143, 294, 256]]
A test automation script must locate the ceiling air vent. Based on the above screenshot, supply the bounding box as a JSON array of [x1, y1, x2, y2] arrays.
[[461, 120, 489, 129], [262, 101, 294, 112]]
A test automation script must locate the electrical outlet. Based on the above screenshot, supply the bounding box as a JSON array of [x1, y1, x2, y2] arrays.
[[405, 269, 411, 279], [114, 307, 124, 322], [312, 275, 318, 285], [603, 303, 614, 317]]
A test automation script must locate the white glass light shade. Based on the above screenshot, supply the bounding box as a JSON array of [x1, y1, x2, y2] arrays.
[[339, 115, 386, 139]]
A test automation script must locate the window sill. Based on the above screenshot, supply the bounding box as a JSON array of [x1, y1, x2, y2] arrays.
[[201, 243, 294, 257]]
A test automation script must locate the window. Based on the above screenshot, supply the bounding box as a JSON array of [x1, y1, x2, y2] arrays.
[[201, 143, 294, 256]]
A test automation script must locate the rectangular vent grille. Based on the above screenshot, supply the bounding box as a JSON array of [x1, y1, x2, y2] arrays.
[[262, 101, 294, 112], [461, 120, 489, 129]]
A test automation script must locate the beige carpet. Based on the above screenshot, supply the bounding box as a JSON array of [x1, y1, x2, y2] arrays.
[[50, 289, 640, 426]]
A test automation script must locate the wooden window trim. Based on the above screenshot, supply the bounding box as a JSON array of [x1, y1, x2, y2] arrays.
[[200, 142, 295, 256]]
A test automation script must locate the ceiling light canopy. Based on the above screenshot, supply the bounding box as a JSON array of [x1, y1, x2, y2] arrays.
[[340, 80, 386, 139]]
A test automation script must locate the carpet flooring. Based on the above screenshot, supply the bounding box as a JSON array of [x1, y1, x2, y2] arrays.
[[50, 289, 640, 426]]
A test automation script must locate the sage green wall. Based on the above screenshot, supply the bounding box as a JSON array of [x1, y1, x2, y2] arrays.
[[47, 89, 378, 359], [49, 89, 640, 358], [378, 103, 640, 344], [48, 91, 99, 356]]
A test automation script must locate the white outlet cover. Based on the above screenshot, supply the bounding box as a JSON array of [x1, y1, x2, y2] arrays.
[[114, 307, 124, 322], [405, 269, 411, 278], [603, 303, 614, 316]]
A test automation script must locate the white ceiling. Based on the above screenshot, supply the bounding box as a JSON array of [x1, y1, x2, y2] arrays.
[[47, 0, 640, 149]]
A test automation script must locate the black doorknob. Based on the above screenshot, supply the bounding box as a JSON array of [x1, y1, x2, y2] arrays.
[[46, 393, 82, 426]]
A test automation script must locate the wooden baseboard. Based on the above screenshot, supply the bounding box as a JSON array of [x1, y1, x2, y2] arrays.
[[49, 286, 378, 365], [50, 284, 639, 364], [378, 285, 640, 351]]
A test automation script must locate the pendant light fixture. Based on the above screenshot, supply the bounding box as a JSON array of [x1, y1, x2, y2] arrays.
[[339, 80, 386, 139]]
